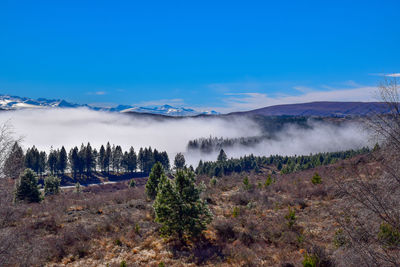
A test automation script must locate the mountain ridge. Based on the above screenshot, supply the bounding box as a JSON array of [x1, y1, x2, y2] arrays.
[[228, 101, 390, 117], [0, 95, 218, 117], [0, 94, 391, 117]]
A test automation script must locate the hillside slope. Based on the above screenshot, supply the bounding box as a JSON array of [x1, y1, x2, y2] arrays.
[[230, 101, 389, 117]]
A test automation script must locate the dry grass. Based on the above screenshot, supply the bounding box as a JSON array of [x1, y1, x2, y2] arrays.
[[0, 153, 386, 266]]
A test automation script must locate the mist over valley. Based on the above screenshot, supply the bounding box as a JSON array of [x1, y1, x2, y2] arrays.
[[0, 107, 372, 167]]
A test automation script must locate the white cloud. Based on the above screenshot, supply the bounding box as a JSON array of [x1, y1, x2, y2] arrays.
[[87, 91, 107, 95], [385, 73, 400, 77]]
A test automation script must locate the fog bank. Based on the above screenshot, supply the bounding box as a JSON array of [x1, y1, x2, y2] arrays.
[[0, 108, 372, 166]]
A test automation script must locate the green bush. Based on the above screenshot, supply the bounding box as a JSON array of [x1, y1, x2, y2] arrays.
[[242, 176, 252, 190], [129, 179, 136, 188], [232, 206, 240, 218], [378, 222, 400, 247], [302, 252, 317, 267], [285, 207, 296, 229], [14, 168, 41, 203], [209, 177, 217, 187], [333, 228, 347, 248], [135, 223, 140, 234], [264, 174, 273, 187], [75, 182, 81, 193], [311, 172, 322, 185], [44, 176, 60, 196]]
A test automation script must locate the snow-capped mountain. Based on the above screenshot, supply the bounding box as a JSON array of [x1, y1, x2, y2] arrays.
[[117, 105, 218, 116], [0, 95, 219, 116]]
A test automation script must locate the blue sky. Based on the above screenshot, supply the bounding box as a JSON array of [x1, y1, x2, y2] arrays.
[[1, 0, 399, 112]]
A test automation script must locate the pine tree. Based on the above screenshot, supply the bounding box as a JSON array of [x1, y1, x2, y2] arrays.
[[14, 168, 41, 203], [217, 149, 227, 162], [146, 162, 165, 200], [311, 172, 322, 185], [57, 146, 68, 175], [160, 151, 170, 170], [38, 151, 47, 176], [153, 169, 212, 242], [48, 149, 58, 175], [25, 146, 40, 173], [3, 141, 25, 179], [99, 145, 106, 172], [84, 143, 95, 175], [105, 142, 112, 173], [174, 153, 186, 170], [112, 145, 123, 173], [44, 176, 61, 196], [111, 144, 116, 171], [138, 147, 144, 172], [92, 148, 98, 172], [122, 147, 137, 173], [69, 147, 80, 178]]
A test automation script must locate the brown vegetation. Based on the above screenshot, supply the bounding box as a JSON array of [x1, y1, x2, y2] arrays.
[[0, 151, 388, 266]]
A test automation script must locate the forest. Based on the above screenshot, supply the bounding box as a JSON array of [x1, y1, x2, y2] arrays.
[[196, 147, 371, 177], [5, 142, 170, 182]]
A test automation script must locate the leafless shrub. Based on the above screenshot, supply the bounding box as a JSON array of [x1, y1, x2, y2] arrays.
[[334, 77, 400, 266], [214, 218, 236, 241], [0, 121, 19, 177]]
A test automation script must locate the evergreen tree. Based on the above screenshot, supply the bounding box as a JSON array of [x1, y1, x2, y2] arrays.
[[311, 172, 322, 185], [112, 145, 123, 173], [92, 148, 98, 172], [57, 146, 68, 175], [160, 151, 170, 170], [48, 149, 58, 175], [174, 152, 186, 170], [217, 149, 227, 162], [69, 147, 80, 178], [153, 169, 212, 242], [111, 144, 116, 171], [25, 146, 40, 173], [99, 145, 106, 172], [14, 168, 41, 203], [3, 141, 25, 179], [143, 147, 155, 173], [138, 147, 144, 172], [85, 142, 95, 175], [146, 162, 166, 200], [44, 176, 61, 196], [38, 151, 47, 176], [105, 142, 112, 173], [122, 146, 137, 173]]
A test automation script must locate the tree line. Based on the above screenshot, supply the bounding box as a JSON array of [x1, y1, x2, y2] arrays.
[[187, 135, 267, 153], [5, 142, 170, 179], [196, 147, 371, 177]]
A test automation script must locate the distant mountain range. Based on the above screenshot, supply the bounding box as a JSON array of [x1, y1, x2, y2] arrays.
[[0, 95, 219, 116], [0, 95, 391, 117], [230, 101, 391, 117]]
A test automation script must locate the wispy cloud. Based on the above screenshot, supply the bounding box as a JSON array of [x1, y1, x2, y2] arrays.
[[385, 73, 400, 77], [369, 73, 400, 78], [87, 91, 107, 96]]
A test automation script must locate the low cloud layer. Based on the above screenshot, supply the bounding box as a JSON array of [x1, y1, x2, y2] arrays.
[[0, 108, 372, 167], [192, 121, 372, 164]]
